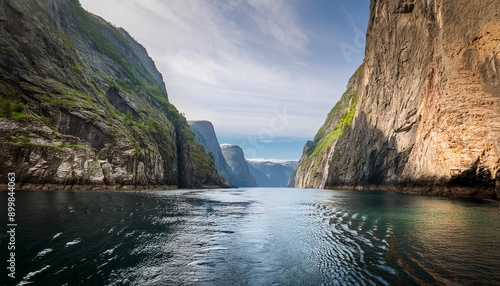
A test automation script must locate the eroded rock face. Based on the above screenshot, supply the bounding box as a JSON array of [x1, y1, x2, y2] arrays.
[[298, 0, 500, 199], [0, 0, 225, 189]]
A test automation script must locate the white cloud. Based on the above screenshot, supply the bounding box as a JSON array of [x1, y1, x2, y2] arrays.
[[166, 52, 220, 85]]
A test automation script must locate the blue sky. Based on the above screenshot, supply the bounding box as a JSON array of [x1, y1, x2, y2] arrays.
[[79, 0, 369, 160]]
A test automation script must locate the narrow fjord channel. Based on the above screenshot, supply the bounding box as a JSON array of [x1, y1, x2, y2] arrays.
[[2, 188, 499, 285]]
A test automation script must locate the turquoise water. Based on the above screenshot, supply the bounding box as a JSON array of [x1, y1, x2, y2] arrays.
[[1, 188, 499, 285]]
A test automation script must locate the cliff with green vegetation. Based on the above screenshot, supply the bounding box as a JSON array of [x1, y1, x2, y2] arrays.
[[295, 66, 360, 188], [0, 0, 226, 189], [296, 0, 500, 199]]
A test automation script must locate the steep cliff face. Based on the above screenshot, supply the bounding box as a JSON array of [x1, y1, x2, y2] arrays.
[[221, 144, 257, 187], [0, 0, 226, 189], [298, 0, 500, 199], [189, 120, 237, 187], [295, 67, 360, 188]]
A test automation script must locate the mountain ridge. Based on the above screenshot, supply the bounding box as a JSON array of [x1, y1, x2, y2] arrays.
[[247, 159, 297, 187]]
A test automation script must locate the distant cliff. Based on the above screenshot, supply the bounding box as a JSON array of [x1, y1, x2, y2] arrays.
[[248, 160, 297, 187], [189, 120, 237, 187], [221, 145, 257, 187], [0, 0, 226, 189], [296, 0, 500, 199]]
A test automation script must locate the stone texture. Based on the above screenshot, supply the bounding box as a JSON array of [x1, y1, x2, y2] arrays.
[[297, 0, 500, 199]]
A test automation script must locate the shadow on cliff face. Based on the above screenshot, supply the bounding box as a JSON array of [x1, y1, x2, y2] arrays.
[[325, 111, 498, 199], [106, 87, 140, 120], [56, 110, 107, 150], [326, 111, 413, 186], [449, 158, 496, 187]]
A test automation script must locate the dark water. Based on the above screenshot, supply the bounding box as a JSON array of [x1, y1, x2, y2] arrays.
[[1, 188, 499, 285]]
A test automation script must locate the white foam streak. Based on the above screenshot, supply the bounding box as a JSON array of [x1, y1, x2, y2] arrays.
[[65, 238, 82, 247]]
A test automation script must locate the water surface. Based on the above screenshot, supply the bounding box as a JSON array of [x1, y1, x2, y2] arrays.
[[1, 188, 499, 285]]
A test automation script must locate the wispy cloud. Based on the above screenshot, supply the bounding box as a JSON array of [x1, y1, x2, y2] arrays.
[[247, 0, 309, 55], [79, 0, 368, 158]]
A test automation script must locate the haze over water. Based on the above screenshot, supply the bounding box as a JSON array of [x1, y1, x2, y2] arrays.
[[2, 188, 499, 285]]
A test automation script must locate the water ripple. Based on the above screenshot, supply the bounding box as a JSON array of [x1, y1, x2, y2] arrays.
[[309, 200, 397, 285], [11, 188, 500, 285]]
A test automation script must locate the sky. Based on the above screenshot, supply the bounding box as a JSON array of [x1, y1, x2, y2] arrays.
[[79, 0, 369, 160]]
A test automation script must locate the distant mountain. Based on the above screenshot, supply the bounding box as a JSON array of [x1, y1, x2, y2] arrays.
[[189, 121, 238, 187], [247, 159, 297, 187], [246, 164, 268, 187], [221, 144, 257, 187]]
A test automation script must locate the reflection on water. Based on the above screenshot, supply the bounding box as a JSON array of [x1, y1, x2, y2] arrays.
[[1, 188, 499, 285]]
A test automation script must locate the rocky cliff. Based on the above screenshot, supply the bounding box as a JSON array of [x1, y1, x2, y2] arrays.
[[296, 0, 500, 199], [0, 0, 226, 189], [189, 120, 237, 187], [221, 144, 257, 187]]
